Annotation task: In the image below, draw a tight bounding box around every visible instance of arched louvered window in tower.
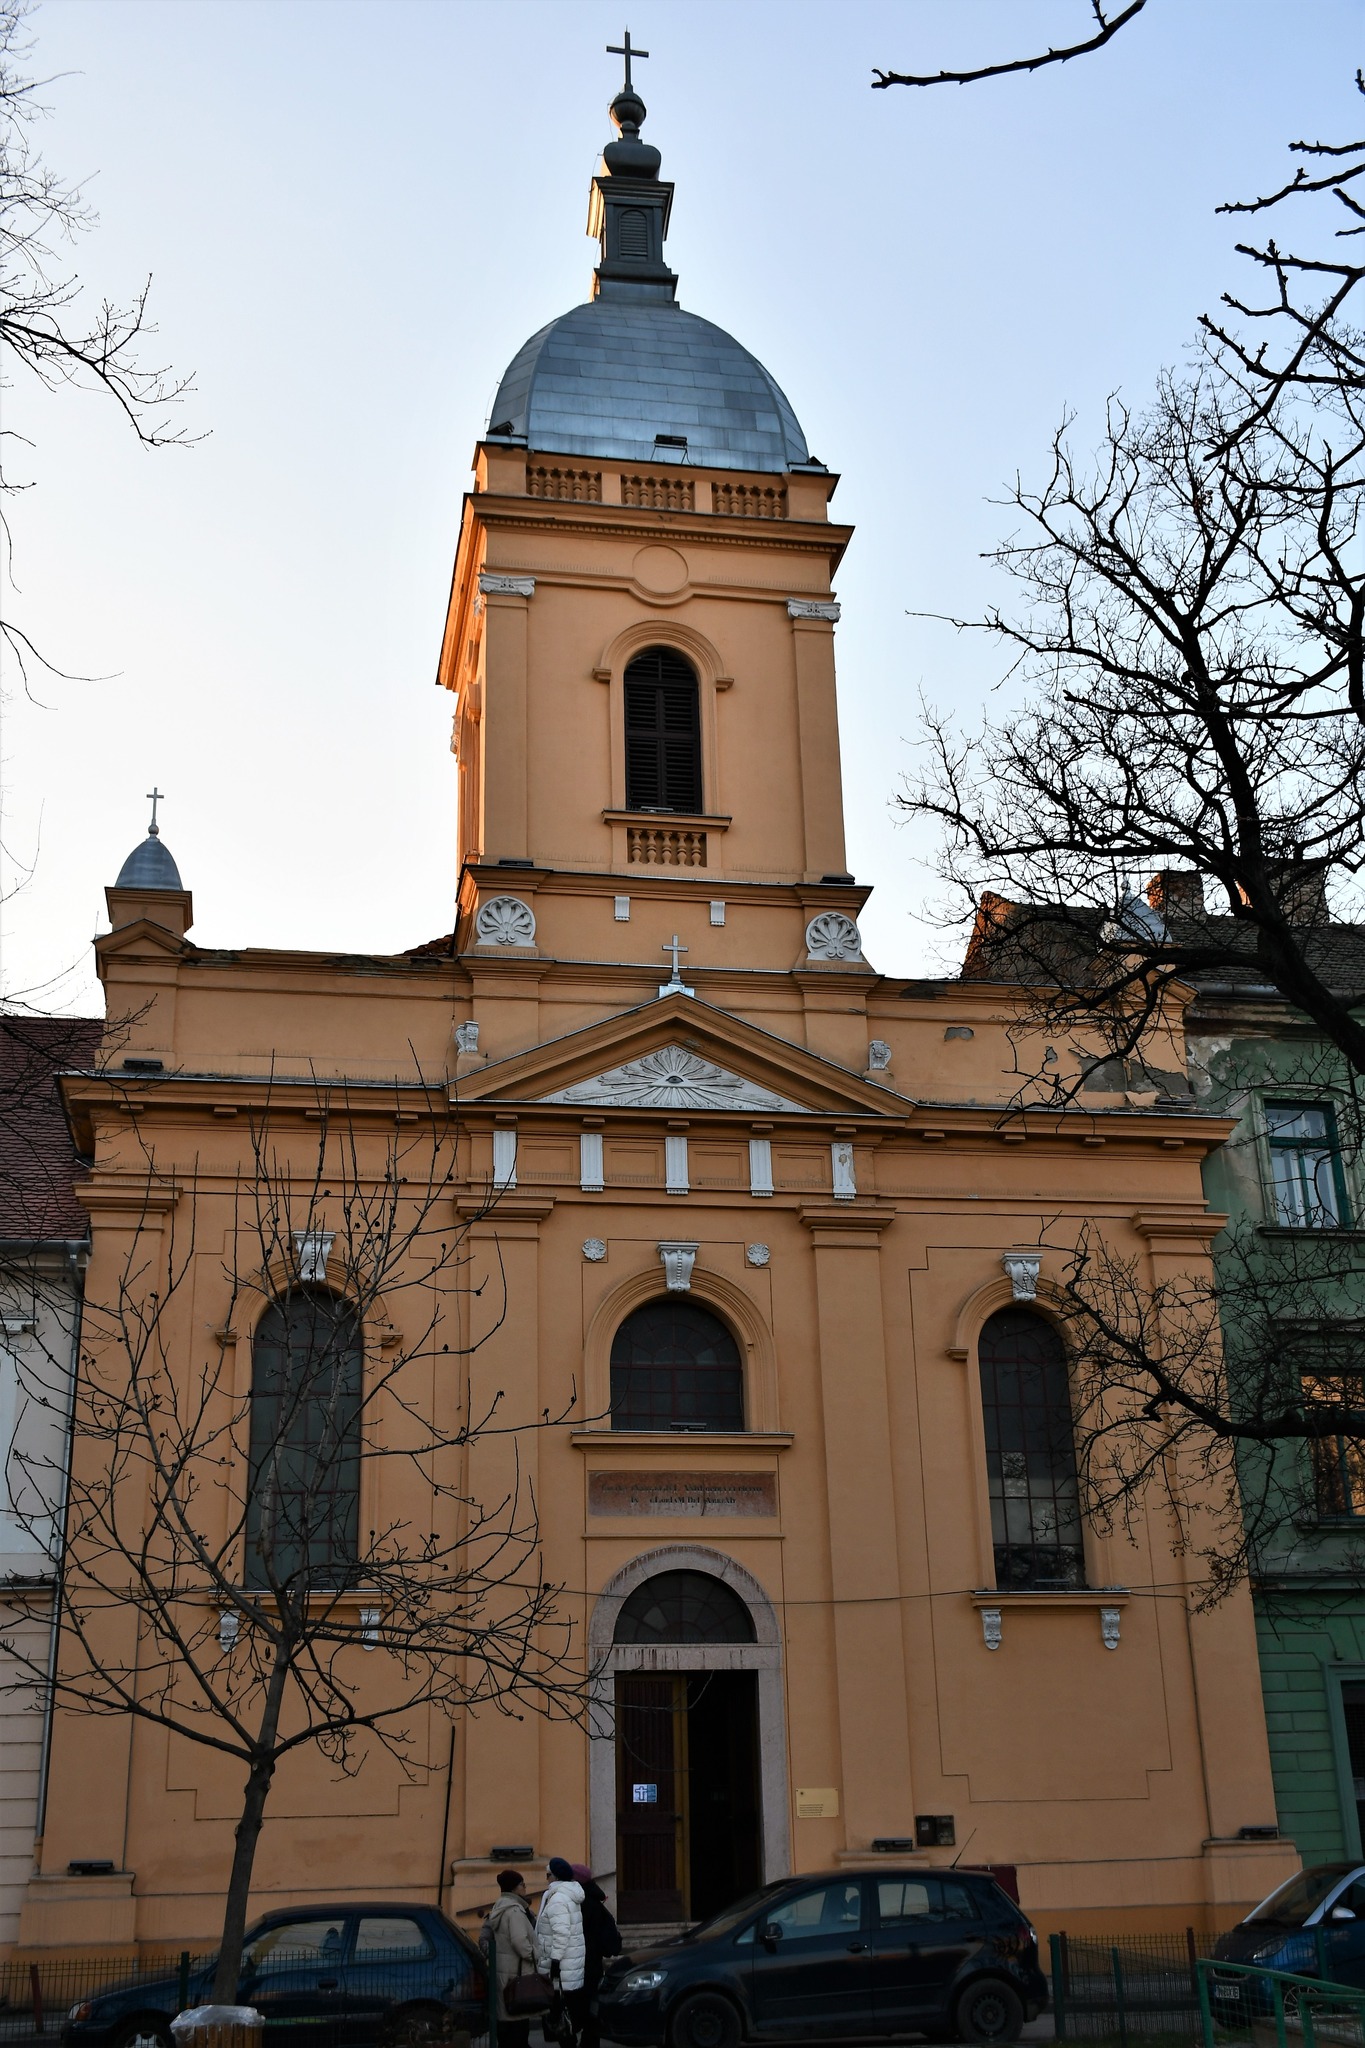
[246,1287,362,1588]
[614,1569,756,1644]
[624,647,702,814]
[618,207,649,258]
[610,1297,744,1432]
[977,1305,1086,1590]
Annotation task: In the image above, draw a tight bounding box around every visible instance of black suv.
[61,1904,486,2048]
[597,1868,1047,2046]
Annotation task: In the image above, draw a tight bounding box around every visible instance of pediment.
[454,991,905,1118]
[539,1044,808,1113]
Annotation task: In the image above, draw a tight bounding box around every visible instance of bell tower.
[436,56,867,980]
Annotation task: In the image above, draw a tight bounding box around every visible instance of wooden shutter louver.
[624,648,702,813]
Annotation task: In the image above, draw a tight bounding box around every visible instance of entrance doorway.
[615,1671,761,1925]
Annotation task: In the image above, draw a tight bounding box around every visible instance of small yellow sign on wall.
[795,1787,839,1819]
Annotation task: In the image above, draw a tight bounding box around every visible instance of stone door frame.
[588,1545,791,1912]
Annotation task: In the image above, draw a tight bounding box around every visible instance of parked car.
[596,1868,1047,2047]
[1210,1864,1365,2020]
[62,1903,486,2048]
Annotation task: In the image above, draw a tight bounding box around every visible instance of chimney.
[1147,871,1205,916]
[1264,858,1330,925]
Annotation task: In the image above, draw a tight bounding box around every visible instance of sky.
[2,0,1361,1013]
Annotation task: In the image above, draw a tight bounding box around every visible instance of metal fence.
[1195,1957,1365,2048]
[0,1953,493,2048]
[1052,1931,1231,2041]
[1050,1932,1365,2044]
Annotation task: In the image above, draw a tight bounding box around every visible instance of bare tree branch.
[871,1,1147,91]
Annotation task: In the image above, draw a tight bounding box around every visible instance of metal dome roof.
[488,298,811,473]
[114,833,183,890]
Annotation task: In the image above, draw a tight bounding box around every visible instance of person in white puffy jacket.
[535,1856,588,2036]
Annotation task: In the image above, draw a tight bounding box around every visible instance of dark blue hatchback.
[62,1905,486,2048]
[597,1869,1047,2046]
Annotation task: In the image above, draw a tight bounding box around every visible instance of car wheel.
[381,2002,455,2048]
[669,1992,742,2048]
[113,2022,173,2048]
[953,1979,1024,2044]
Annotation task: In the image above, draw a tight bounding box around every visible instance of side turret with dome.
[105,791,193,942]
[486,52,820,474]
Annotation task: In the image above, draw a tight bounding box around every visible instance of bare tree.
[904,345,1365,1091]
[881,25,1365,1592]
[0,0,196,684]
[0,1077,585,1999]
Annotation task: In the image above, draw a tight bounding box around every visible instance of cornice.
[1131,1207,1229,1245]
[75,1177,180,1215]
[799,1201,897,1238]
[469,491,852,565]
[569,1430,794,1453]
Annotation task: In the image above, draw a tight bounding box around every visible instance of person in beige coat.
[483,1869,537,2048]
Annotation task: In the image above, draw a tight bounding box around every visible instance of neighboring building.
[19,79,1295,1955]
[1178,873,1365,1867]
[0,1015,99,1946]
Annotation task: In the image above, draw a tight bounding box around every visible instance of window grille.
[614,1568,755,1644]
[247,1287,362,1587]
[1266,1101,1349,1228]
[610,1297,743,1432]
[978,1306,1085,1589]
[624,647,702,814]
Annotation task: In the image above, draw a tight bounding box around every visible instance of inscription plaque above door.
[588,1470,777,1518]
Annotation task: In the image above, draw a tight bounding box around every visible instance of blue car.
[1210,1865,1365,2021]
[62,1904,486,2048]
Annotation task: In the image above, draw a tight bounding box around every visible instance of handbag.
[504,1972,554,2017]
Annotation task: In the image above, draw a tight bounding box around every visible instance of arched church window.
[246,1288,362,1588]
[624,647,702,814]
[977,1306,1086,1590]
[610,1298,744,1433]
[615,1568,756,1644]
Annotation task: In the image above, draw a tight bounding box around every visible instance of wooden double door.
[615,1670,761,1926]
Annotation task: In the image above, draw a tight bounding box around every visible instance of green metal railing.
[1195,1956,1365,2048]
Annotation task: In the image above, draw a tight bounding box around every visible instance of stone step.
[617,1921,689,1950]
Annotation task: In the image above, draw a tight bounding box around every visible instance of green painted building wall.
[1254,1601,1365,1865]
[1190,994,1365,1873]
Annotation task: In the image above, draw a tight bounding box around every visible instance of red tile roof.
[0,1015,102,1241]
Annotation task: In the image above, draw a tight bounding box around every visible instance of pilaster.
[799,1202,914,1845]
[788,609,848,882]
[479,577,534,860]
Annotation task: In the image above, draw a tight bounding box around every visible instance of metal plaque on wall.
[587,1471,777,1518]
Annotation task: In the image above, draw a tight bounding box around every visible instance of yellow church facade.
[21,76,1294,1955]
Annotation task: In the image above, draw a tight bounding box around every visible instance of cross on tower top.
[146,787,165,837]
[607,28,648,94]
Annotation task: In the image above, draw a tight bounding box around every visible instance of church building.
[19,68,1296,1956]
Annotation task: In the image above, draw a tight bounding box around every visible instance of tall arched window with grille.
[624,646,702,814]
[246,1288,362,1588]
[977,1305,1086,1589]
[610,1298,744,1432]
